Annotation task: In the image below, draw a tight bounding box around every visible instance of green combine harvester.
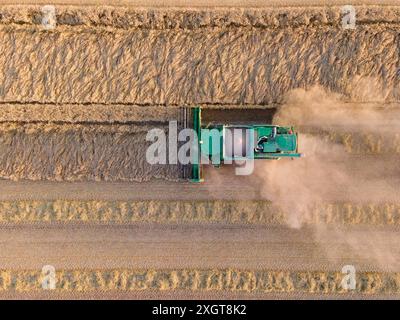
[179,107,302,182]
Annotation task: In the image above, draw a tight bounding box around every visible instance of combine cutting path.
[0,153,398,202]
[0,224,399,272]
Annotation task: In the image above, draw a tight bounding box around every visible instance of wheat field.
[0,2,398,299]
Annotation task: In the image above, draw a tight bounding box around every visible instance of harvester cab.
[179,107,302,182]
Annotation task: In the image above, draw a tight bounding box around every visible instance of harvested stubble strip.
[0,268,399,295]
[1,5,400,29]
[0,104,179,123]
[0,200,400,225]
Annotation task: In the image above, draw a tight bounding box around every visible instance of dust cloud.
[274,83,400,130]
[258,85,400,228]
